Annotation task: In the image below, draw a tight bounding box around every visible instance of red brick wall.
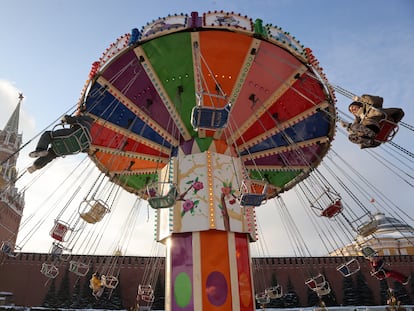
[0,254,413,308]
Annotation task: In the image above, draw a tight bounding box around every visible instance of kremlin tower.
[0,93,25,252]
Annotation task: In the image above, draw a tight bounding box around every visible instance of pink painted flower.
[193,181,204,191]
[183,199,194,212]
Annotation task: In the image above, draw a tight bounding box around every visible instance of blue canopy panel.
[240,112,330,155]
[84,82,172,149]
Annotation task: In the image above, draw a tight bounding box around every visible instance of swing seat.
[255,293,270,304]
[138,284,153,295]
[375,119,399,143]
[50,220,70,242]
[50,242,71,261]
[0,241,12,255]
[148,186,178,209]
[69,260,90,276]
[41,263,59,279]
[80,199,109,224]
[305,273,326,290]
[240,192,267,206]
[315,281,331,296]
[361,246,377,258]
[191,105,230,130]
[103,275,119,289]
[371,268,387,280]
[265,285,283,299]
[320,199,343,218]
[240,181,268,207]
[0,241,20,258]
[51,124,91,156]
[336,258,360,277]
[141,293,155,303]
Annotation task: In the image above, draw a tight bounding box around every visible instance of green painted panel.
[195,137,213,152]
[250,170,302,188]
[142,33,197,136]
[174,272,192,307]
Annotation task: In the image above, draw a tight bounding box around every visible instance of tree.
[78,263,96,308]
[321,272,337,306]
[56,268,72,307]
[283,276,299,307]
[70,278,82,308]
[355,270,375,306]
[307,286,320,307]
[379,278,389,305]
[42,278,58,308]
[107,276,124,310]
[153,275,165,310]
[393,280,411,305]
[342,275,357,306]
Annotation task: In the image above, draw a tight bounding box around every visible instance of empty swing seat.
[50,220,70,242]
[51,124,91,156]
[361,246,377,258]
[191,105,230,130]
[138,284,155,303]
[321,199,343,218]
[315,281,331,296]
[240,181,268,207]
[50,241,71,261]
[69,260,90,276]
[148,186,178,209]
[141,293,155,303]
[138,284,153,295]
[255,293,270,304]
[305,273,326,291]
[336,258,360,277]
[0,241,20,258]
[371,266,387,280]
[80,200,109,224]
[41,263,59,279]
[0,241,12,255]
[103,275,119,289]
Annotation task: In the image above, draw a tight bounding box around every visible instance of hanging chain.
[389,141,414,159]
[399,121,414,132]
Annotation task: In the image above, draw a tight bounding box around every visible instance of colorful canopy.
[80,11,336,198]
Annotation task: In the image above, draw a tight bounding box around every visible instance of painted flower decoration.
[183,200,194,212]
[218,181,237,211]
[221,182,235,198]
[180,177,204,217]
[193,181,204,191]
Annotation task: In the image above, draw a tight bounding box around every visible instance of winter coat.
[352,94,385,130]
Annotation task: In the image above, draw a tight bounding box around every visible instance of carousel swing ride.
[1,10,413,311]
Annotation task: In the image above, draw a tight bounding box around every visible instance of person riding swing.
[28,113,94,173]
[341,94,404,149]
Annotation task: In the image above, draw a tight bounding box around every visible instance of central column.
[157,150,257,311]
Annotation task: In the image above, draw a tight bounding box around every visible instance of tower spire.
[3,93,23,134]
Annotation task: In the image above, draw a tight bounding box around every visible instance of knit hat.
[349,101,362,112]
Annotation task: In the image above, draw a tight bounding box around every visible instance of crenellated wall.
[0,253,413,308]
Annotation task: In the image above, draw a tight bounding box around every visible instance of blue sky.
[1,0,413,256]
